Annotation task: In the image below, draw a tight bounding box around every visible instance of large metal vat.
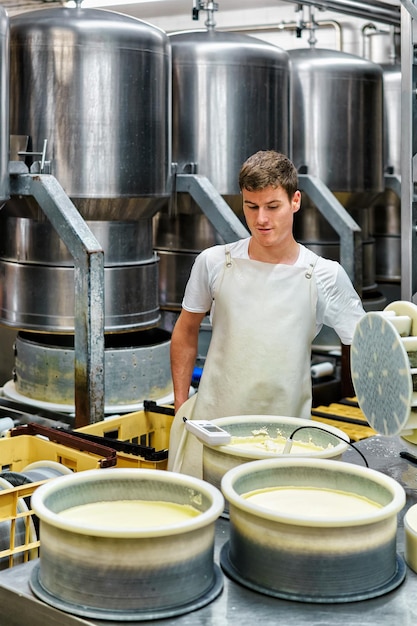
[169,30,290,196]
[4,7,173,410]
[290,48,384,204]
[0,219,159,332]
[6,6,171,332]
[370,63,401,285]
[0,8,16,388]
[0,6,9,204]
[289,48,384,295]
[9,7,171,217]
[11,329,173,410]
[154,29,291,312]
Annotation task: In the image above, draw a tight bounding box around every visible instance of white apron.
[168,248,318,477]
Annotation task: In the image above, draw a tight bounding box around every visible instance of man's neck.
[248,238,300,264]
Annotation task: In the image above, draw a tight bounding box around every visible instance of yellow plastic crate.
[0,404,174,569]
[0,431,118,570]
[0,432,116,474]
[0,480,43,570]
[76,405,174,470]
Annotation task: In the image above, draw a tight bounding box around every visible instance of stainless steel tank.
[0,219,159,332]
[9,7,171,218]
[6,7,171,332]
[370,63,401,285]
[289,48,384,296]
[12,329,173,409]
[0,8,17,391]
[154,29,291,312]
[0,5,9,204]
[3,7,173,410]
[169,30,290,196]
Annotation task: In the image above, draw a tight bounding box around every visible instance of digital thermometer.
[184,420,231,445]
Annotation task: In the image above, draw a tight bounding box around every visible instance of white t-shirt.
[182,239,365,345]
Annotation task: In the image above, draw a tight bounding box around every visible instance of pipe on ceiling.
[280,0,401,27]
[215,19,343,50]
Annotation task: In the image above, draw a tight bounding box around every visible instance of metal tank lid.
[288,47,383,77]
[169,28,290,64]
[10,7,170,50]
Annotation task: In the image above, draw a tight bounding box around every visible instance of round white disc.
[351,312,412,436]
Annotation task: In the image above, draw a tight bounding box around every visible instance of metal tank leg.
[9,169,105,427]
[298,173,363,294]
[175,173,249,242]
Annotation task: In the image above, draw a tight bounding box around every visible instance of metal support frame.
[385,173,401,198]
[400,1,417,302]
[175,174,249,241]
[9,168,105,427]
[298,174,363,293]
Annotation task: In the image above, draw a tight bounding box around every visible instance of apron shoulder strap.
[305,251,320,279]
[225,246,232,268]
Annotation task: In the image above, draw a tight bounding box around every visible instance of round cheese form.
[404,503,417,573]
[243,486,382,520]
[58,500,201,530]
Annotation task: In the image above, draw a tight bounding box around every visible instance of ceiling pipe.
[215,19,344,50]
[280,0,401,27]
[361,21,392,59]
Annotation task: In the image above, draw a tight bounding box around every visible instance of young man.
[169,150,365,474]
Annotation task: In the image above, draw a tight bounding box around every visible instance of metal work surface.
[1,434,417,625]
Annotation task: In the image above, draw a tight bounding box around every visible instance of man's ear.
[292,190,302,213]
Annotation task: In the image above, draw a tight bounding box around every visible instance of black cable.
[287,425,369,468]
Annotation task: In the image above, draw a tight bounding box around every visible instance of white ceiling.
[1,0,401,27]
[117,0,400,20]
[125,0,284,19]
[2,0,287,16]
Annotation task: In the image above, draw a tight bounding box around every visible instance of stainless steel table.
[1,434,417,626]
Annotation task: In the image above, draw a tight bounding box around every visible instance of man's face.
[242,185,301,250]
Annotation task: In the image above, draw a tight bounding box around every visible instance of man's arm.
[170,309,207,413]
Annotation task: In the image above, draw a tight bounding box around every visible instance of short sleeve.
[315,259,366,345]
[182,249,218,313]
